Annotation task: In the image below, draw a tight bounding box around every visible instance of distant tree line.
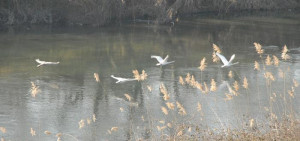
[0,0,299,26]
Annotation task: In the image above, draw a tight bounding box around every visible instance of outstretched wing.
[111,75,120,80]
[151,55,164,63]
[163,55,169,62]
[35,59,44,64]
[228,54,235,64]
[216,53,229,65]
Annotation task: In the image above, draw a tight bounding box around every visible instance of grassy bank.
[0,0,299,26]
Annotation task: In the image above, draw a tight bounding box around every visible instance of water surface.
[0,14,299,140]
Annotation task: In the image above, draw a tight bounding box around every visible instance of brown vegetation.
[0,0,299,26]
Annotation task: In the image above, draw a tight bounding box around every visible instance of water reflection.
[0,15,299,140]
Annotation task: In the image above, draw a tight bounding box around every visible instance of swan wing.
[47,62,60,64]
[151,55,164,63]
[216,53,229,65]
[228,54,235,64]
[111,75,120,80]
[163,55,169,62]
[35,59,44,64]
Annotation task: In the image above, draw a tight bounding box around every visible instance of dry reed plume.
[228,71,233,78]
[176,101,187,116]
[225,93,233,101]
[254,61,260,71]
[233,81,239,92]
[212,44,222,63]
[197,102,202,112]
[94,73,100,82]
[249,119,256,129]
[147,85,152,92]
[30,82,40,97]
[160,84,170,101]
[264,72,275,81]
[293,79,299,87]
[87,118,91,125]
[265,55,272,66]
[199,57,207,71]
[243,77,249,89]
[161,106,169,115]
[185,73,191,84]
[288,87,295,98]
[159,120,165,124]
[133,70,148,81]
[179,76,185,85]
[0,127,6,133]
[273,55,279,66]
[166,102,175,110]
[203,82,209,94]
[56,133,62,141]
[213,44,222,53]
[56,133,62,138]
[93,114,96,122]
[157,126,167,131]
[44,130,51,135]
[254,42,264,55]
[181,73,210,93]
[30,128,36,136]
[124,93,132,101]
[111,127,118,132]
[281,45,290,60]
[210,79,217,92]
[107,127,118,134]
[78,119,85,129]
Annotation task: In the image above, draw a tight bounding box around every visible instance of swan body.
[216,53,239,68]
[35,59,59,67]
[151,55,175,66]
[111,75,137,83]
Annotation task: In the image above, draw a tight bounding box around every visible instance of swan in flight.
[35,59,59,67]
[151,55,175,66]
[111,75,137,83]
[216,53,239,68]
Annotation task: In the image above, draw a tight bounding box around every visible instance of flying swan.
[151,55,175,66]
[35,59,59,67]
[216,53,239,68]
[111,75,137,83]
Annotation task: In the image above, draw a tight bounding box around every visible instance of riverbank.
[0,0,299,26]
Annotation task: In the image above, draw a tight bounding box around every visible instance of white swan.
[151,55,175,66]
[111,75,137,83]
[35,59,59,67]
[216,53,239,68]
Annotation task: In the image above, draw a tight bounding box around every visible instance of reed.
[265,55,272,66]
[281,45,290,60]
[160,84,170,101]
[0,127,6,134]
[133,69,148,81]
[210,79,217,92]
[179,76,185,85]
[212,44,222,63]
[228,70,233,78]
[199,57,206,82]
[273,55,279,67]
[93,73,100,82]
[161,106,169,115]
[30,128,36,136]
[30,82,40,97]
[254,42,264,56]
